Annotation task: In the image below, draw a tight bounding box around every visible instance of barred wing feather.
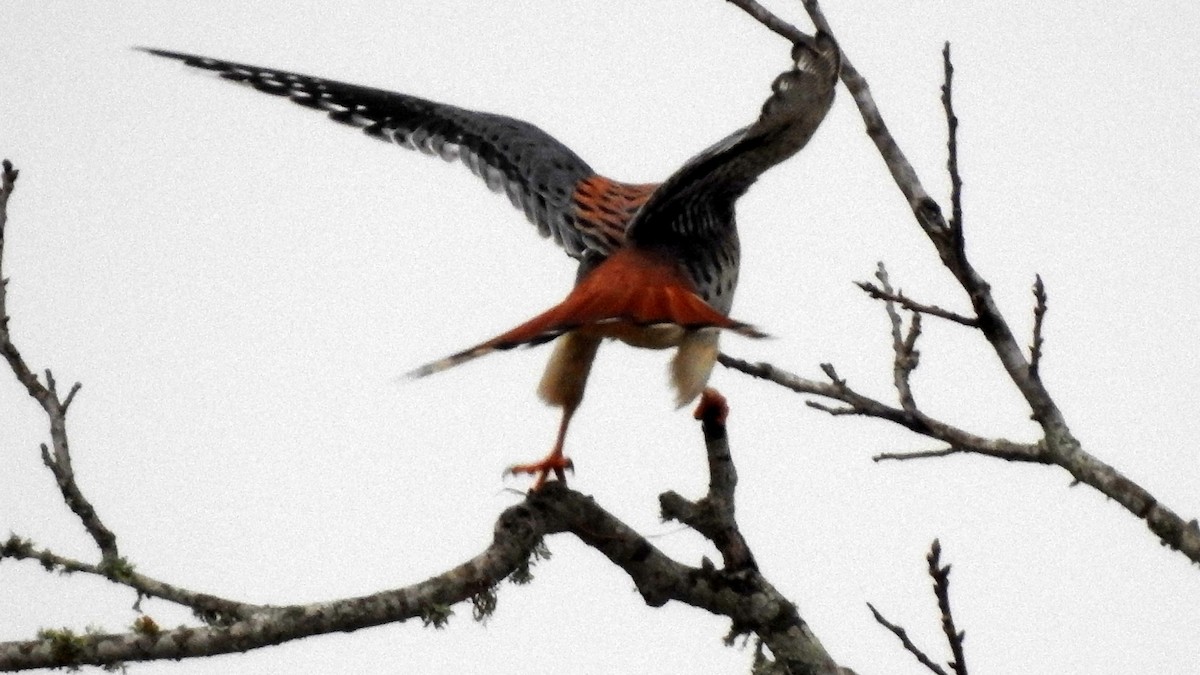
[139,47,609,259]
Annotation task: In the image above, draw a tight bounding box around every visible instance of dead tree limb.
[1,160,849,671]
[718,0,1200,566]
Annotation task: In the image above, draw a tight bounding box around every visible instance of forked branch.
[869,540,969,675]
[720,0,1200,565]
[1,162,845,669]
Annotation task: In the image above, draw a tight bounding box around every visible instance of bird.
[140,32,840,489]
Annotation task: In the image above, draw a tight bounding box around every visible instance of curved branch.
[0,501,543,670]
[4,479,848,672]
[0,159,852,673]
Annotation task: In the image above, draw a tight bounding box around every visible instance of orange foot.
[506,451,574,491]
[692,387,729,426]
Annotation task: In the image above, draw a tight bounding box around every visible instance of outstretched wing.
[626,32,841,248]
[139,48,653,259]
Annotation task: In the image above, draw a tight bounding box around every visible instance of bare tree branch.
[2,405,849,672]
[0,496,545,670]
[800,2,941,230]
[941,43,964,235]
[5,0,1199,668]
[743,1,1200,565]
[1029,275,1047,379]
[1,162,846,670]
[37,373,119,561]
[0,161,120,561]
[855,280,978,327]
[874,263,921,414]
[0,160,40,401]
[928,540,968,675]
[868,541,969,675]
[4,478,850,671]
[868,602,950,675]
[1,534,260,624]
[661,389,758,571]
[801,4,1056,436]
[873,447,966,463]
[718,353,1046,463]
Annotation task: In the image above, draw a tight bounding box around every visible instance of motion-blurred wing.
[140,47,639,259]
[626,32,841,248]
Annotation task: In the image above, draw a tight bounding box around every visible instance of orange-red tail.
[409,248,764,378]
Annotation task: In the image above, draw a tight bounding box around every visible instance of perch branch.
[0,499,545,670]
[2,425,848,673]
[660,389,757,571]
[2,163,844,672]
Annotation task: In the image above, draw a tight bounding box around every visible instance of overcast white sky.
[3,1,1199,673]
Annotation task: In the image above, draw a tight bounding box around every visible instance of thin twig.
[867,542,970,675]
[805,400,859,416]
[855,281,978,327]
[928,540,968,675]
[0,159,14,240]
[40,370,117,560]
[1029,275,1047,379]
[819,361,845,388]
[1,479,844,672]
[941,43,964,241]
[0,160,42,400]
[873,447,966,463]
[868,602,950,675]
[1,534,256,622]
[874,263,921,413]
[719,353,1045,462]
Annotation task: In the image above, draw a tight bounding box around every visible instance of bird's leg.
[505,332,598,490]
[506,403,577,490]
